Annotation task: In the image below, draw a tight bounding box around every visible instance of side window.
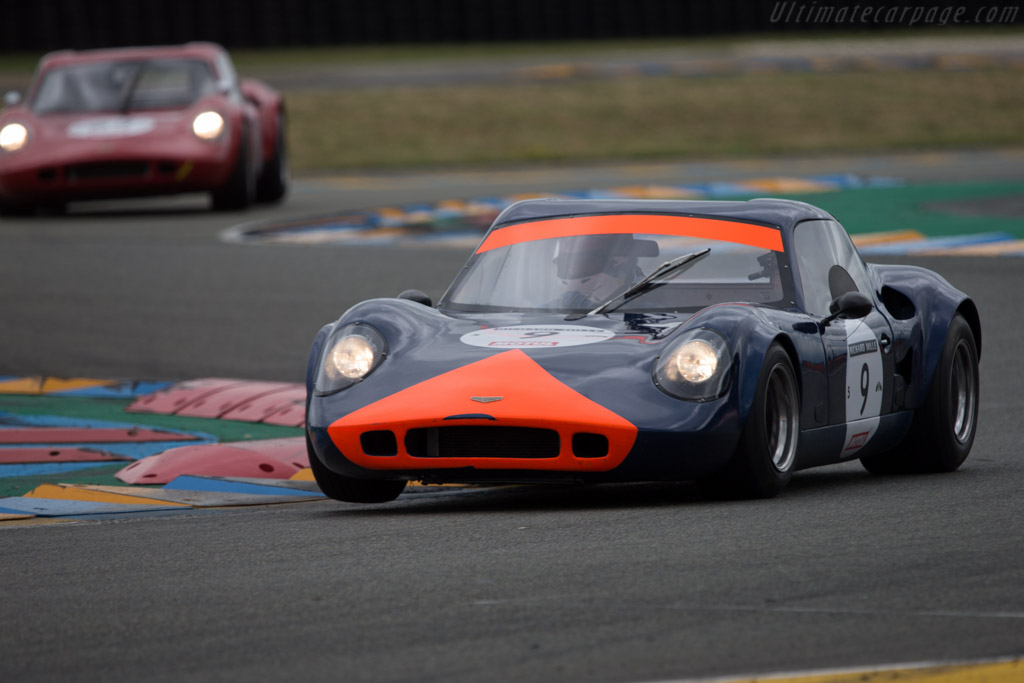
[793,220,872,316]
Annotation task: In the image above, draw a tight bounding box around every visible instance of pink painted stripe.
[0,428,199,445]
[260,399,306,427]
[220,386,305,423]
[125,378,251,415]
[0,447,132,463]
[175,382,301,419]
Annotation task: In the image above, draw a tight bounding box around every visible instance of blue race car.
[305,198,981,502]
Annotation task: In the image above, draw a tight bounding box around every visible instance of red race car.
[0,42,287,214]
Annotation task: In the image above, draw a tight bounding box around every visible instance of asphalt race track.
[1,151,1023,683]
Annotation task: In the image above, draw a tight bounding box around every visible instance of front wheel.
[307,433,407,503]
[861,313,979,474]
[701,344,800,498]
[255,111,288,203]
[211,132,255,211]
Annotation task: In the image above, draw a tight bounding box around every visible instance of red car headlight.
[192,111,225,140]
[0,122,28,152]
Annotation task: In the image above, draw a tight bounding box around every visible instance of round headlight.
[192,111,224,140]
[326,335,377,381]
[315,323,387,395]
[654,328,731,401]
[0,123,28,152]
[673,339,718,383]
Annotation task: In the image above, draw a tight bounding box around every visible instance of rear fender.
[240,78,284,162]
[868,263,979,409]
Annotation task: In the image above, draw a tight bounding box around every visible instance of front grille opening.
[405,427,559,459]
[66,162,148,180]
[156,161,179,174]
[360,430,398,456]
[38,168,57,181]
[572,433,609,458]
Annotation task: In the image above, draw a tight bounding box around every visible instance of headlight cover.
[654,328,731,401]
[314,323,387,395]
[0,122,28,152]
[192,111,225,140]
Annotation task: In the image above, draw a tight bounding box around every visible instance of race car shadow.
[317,466,904,516]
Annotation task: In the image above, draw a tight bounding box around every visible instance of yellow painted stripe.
[687,658,1023,683]
[921,240,1024,256]
[289,467,315,481]
[24,483,190,507]
[741,178,835,194]
[0,377,116,395]
[287,468,463,489]
[612,185,702,199]
[851,230,926,247]
[0,512,35,521]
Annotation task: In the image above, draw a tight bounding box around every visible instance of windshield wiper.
[565,248,711,321]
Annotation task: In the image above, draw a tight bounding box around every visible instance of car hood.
[312,298,760,431]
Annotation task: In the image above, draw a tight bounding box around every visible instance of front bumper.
[307,349,742,484]
[0,136,235,203]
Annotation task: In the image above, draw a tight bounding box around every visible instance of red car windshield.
[31,58,219,114]
[442,214,793,314]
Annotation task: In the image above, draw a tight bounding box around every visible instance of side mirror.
[3,91,21,107]
[397,289,432,307]
[822,291,872,325]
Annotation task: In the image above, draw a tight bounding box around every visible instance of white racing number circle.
[67,116,156,139]
[842,318,884,457]
[460,324,614,349]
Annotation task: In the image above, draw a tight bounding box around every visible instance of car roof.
[38,42,226,70]
[492,198,834,232]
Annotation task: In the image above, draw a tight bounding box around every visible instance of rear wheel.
[701,344,800,498]
[861,313,978,474]
[307,433,406,503]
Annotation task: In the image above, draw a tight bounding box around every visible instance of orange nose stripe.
[328,349,638,472]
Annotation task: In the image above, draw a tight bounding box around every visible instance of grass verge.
[286,68,1024,171]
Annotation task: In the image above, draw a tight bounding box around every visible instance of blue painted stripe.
[0,496,183,516]
[164,475,325,497]
[0,411,217,444]
[0,461,119,478]
[859,232,1015,255]
[53,381,173,399]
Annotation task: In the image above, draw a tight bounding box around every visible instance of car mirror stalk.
[822,291,873,326]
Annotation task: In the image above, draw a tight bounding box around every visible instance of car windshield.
[441,214,793,314]
[31,58,218,114]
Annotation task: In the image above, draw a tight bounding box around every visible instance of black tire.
[701,344,800,498]
[861,313,979,475]
[307,433,407,503]
[255,111,288,203]
[0,200,35,217]
[211,132,255,211]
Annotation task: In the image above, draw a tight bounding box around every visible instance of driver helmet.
[553,233,636,282]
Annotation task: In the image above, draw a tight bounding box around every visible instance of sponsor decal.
[844,431,870,452]
[67,116,155,139]
[849,339,879,357]
[460,324,615,349]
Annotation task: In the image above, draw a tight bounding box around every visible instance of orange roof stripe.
[477,214,784,254]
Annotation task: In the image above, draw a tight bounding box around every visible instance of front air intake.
[405,427,559,459]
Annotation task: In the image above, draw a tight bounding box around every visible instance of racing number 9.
[860,363,869,415]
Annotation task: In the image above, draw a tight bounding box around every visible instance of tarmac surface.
[1,149,1022,682]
